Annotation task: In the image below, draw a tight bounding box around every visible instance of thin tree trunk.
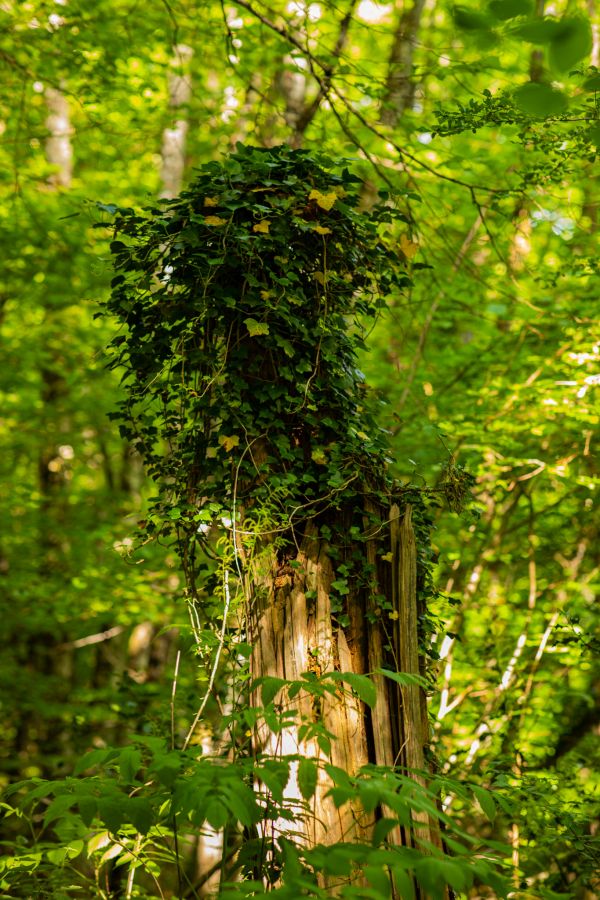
[380,0,427,126]
[160,45,193,199]
[45,87,73,187]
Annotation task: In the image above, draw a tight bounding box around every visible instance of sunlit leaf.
[218,434,240,452]
[308,189,337,211]
[400,234,419,259]
[203,215,227,226]
[243,317,270,336]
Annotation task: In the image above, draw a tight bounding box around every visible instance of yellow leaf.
[308,189,337,211]
[204,215,227,226]
[253,220,271,233]
[311,448,327,465]
[389,610,399,621]
[381,552,393,563]
[313,225,332,235]
[400,234,419,259]
[203,197,219,207]
[219,435,240,453]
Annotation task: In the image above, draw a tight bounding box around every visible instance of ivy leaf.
[513,82,568,117]
[583,74,600,91]
[313,225,332,235]
[549,17,593,71]
[308,189,337,211]
[252,220,271,233]
[400,234,419,259]
[219,434,240,452]
[203,215,227,226]
[243,317,270,337]
[203,196,219,207]
[298,758,318,800]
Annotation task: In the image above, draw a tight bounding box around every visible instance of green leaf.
[257,760,289,802]
[298,758,318,801]
[453,6,492,30]
[513,82,568,117]
[588,124,600,148]
[205,798,228,830]
[259,676,288,707]
[512,18,562,43]
[415,857,471,895]
[472,784,497,822]
[44,794,75,826]
[325,672,377,709]
[243,317,270,337]
[97,798,127,834]
[74,748,119,775]
[549,17,593,71]
[583,74,600,91]
[46,840,84,865]
[78,796,97,827]
[391,867,416,900]
[225,783,260,827]
[127,798,153,834]
[119,747,142,783]
[488,0,533,21]
[377,668,428,689]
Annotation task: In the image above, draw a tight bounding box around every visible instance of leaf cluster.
[100,144,410,558]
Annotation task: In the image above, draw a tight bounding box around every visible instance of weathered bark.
[248,502,436,854]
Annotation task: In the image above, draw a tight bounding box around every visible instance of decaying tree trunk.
[248,500,437,852]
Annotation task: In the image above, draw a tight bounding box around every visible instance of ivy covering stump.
[103,143,443,871]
